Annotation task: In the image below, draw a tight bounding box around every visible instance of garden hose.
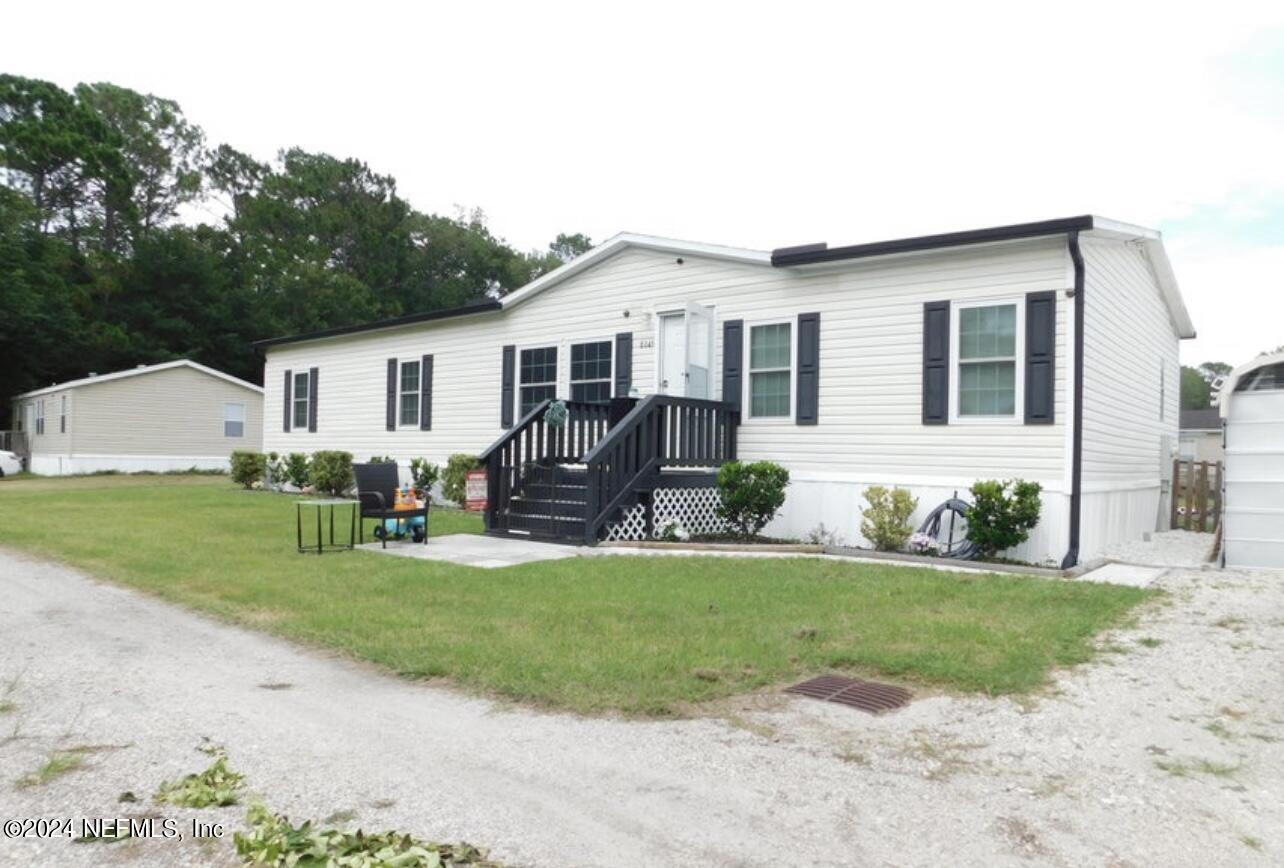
[917,497,978,560]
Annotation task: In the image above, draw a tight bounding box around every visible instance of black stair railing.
[582,395,739,544]
[478,399,614,534]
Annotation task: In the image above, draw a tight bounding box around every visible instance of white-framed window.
[519,346,558,416]
[570,340,612,404]
[224,402,245,438]
[748,322,792,418]
[292,371,310,430]
[399,359,421,427]
[953,300,1023,420]
[59,395,67,433]
[35,399,45,435]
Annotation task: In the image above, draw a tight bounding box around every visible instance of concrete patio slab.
[1076,562,1169,588]
[358,533,579,568]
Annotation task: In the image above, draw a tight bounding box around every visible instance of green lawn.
[0,475,1153,715]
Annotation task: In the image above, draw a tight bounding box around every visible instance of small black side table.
[296,499,357,554]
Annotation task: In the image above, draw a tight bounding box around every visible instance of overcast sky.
[8,1,1283,366]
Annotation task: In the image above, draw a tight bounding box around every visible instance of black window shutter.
[922,301,950,425]
[283,369,292,432]
[386,359,397,431]
[501,345,516,427]
[307,367,318,432]
[614,332,632,397]
[722,319,744,412]
[1024,291,1057,424]
[796,312,820,425]
[420,354,433,431]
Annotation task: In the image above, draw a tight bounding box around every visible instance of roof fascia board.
[14,360,263,399]
[253,301,502,349]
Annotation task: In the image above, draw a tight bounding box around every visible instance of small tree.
[409,458,440,496]
[859,486,918,551]
[310,451,354,497]
[442,454,479,508]
[716,460,790,539]
[284,452,311,489]
[966,479,1042,557]
[230,451,266,489]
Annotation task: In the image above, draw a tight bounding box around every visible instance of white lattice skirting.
[603,487,726,541]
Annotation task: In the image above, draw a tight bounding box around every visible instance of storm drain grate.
[784,675,912,714]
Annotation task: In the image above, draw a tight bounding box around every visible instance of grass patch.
[1155,757,1241,778]
[1137,636,1163,648]
[17,749,88,787]
[0,476,1154,716]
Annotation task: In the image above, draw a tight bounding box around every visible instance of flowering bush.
[906,532,940,556]
[716,461,790,539]
[656,517,690,542]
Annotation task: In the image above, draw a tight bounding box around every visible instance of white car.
[0,450,22,477]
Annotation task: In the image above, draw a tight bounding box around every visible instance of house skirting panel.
[1077,484,1164,562]
[764,477,1073,568]
[29,454,232,476]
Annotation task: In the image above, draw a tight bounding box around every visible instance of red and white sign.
[464,469,488,512]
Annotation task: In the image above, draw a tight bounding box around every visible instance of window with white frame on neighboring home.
[957,303,1019,417]
[224,402,245,437]
[399,359,421,426]
[570,341,612,404]
[59,395,67,433]
[35,399,45,435]
[292,371,310,430]
[519,346,557,416]
[749,323,791,417]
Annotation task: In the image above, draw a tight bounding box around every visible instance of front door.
[657,304,715,397]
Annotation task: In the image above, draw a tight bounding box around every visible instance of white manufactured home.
[256,216,1194,566]
[10,360,264,475]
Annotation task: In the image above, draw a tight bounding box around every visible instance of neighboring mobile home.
[1219,353,1284,569]
[10,360,263,475]
[1178,407,1224,462]
[256,216,1194,566]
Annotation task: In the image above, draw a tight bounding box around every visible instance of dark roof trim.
[253,299,503,349]
[771,216,1096,267]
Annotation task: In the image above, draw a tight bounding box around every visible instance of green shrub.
[860,485,918,551]
[366,455,396,464]
[966,479,1043,557]
[264,452,284,489]
[409,458,440,495]
[442,454,480,508]
[716,460,790,539]
[284,453,311,489]
[229,451,266,489]
[310,451,354,497]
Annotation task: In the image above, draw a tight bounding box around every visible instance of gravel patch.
[1100,529,1216,567]
[1,548,1281,867]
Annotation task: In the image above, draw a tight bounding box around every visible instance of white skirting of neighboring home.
[28,454,232,476]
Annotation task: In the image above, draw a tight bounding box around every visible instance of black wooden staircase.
[479,395,739,544]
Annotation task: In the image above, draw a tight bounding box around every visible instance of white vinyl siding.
[263,237,1070,486]
[399,360,421,427]
[748,323,791,417]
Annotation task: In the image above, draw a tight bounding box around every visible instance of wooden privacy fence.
[1170,459,1223,533]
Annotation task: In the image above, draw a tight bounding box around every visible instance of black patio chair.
[354,462,429,548]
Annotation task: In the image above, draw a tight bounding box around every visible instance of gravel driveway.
[1,546,1280,867]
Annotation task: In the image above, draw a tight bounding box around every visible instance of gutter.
[1061,230,1086,570]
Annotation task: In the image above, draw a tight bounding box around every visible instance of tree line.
[0,73,590,424]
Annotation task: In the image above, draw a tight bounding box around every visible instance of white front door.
[657,304,716,397]
[659,312,686,395]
